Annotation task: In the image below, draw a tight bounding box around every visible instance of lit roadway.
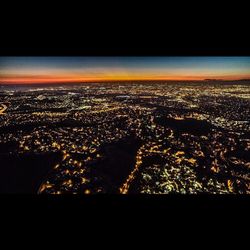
[0,104,7,115]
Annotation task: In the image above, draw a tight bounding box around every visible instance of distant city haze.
[0,57,250,84]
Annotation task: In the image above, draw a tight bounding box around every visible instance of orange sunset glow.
[0,57,249,84]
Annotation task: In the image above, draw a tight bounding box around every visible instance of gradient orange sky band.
[1,57,249,84]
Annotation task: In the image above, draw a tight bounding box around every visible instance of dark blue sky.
[1,56,250,69]
[0,57,250,83]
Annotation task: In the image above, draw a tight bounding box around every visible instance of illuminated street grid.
[0,81,249,194]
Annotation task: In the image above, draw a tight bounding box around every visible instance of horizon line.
[1,78,250,85]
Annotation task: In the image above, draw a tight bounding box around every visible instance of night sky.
[0,57,250,84]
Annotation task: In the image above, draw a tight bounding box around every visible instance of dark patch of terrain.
[155,117,214,136]
[83,137,141,193]
[0,152,61,193]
